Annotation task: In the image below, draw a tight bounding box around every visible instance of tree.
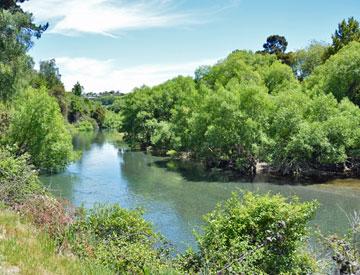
[7,87,74,172]
[194,65,211,83]
[292,41,328,80]
[263,35,288,54]
[0,0,29,12]
[39,59,62,89]
[260,35,295,66]
[329,17,360,56]
[0,0,48,43]
[72,81,83,97]
[306,41,360,106]
[0,11,33,100]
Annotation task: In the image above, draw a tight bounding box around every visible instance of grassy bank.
[0,207,113,275]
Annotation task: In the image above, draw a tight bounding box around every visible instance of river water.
[40,132,360,252]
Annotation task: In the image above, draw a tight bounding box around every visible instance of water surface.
[40,132,360,251]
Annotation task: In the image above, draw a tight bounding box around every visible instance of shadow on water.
[151,158,343,186]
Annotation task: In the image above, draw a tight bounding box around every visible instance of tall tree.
[72,81,84,97]
[0,0,28,12]
[39,59,62,88]
[260,35,294,66]
[0,1,48,100]
[262,35,288,54]
[328,17,360,56]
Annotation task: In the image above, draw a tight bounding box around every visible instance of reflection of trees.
[120,151,241,224]
[72,132,97,151]
[40,173,79,202]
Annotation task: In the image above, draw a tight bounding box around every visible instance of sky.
[22,0,360,93]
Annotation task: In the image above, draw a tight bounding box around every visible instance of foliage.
[102,110,122,131]
[121,76,197,149]
[181,192,318,274]
[66,93,106,128]
[262,35,288,54]
[188,83,271,174]
[75,118,96,132]
[0,103,10,139]
[0,10,34,100]
[306,41,360,106]
[68,205,176,274]
[0,147,43,205]
[38,59,62,89]
[328,17,360,56]
[0,208,113,274]
[292,41,329,80]
[267,91,360,174]
[0,0,48,40]
[7,88,74,172]
[72,81,83,97]
[120,42,360,176]
[320,211,360,274]
[17,195,74,241]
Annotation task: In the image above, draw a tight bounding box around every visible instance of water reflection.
[40,132,360,252]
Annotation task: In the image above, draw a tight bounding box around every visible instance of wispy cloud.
[22,0,197,36]
[55,57,217,92]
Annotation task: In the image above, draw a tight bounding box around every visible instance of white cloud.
[22,0,195,36]
[55,57,217,93]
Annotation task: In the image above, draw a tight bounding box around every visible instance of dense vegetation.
[0,1,359,274]
[120,20,360,177]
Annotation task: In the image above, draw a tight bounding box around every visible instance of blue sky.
[22,0,360,93]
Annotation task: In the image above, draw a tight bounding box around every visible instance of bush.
[7,88,74,172]
[68,205,176,274]
[102,110,122,131]
[320,211,360,274]
[0,147,43,206]
[180,192,318,274]
[75,118,96,132]
[17,195,75,242]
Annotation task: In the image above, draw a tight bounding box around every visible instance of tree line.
[120,17,360,176]
[0,1,359,273]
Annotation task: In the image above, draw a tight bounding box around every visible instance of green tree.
[39,59,62,89]
[306,41,360,106]
[267,90,360,174]
[72,81,83,97]
[260,35,295,66]
[329,17,360,56]
[7,87,74,172]
[292,41,328,80]
[0,11,33,100]
[194,65,211,83]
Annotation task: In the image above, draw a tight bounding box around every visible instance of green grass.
[0,209,114,275]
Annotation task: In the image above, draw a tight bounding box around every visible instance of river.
[40,132,360,252]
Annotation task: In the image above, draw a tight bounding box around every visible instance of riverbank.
[146,147,360,183]
[0,207,112,275]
